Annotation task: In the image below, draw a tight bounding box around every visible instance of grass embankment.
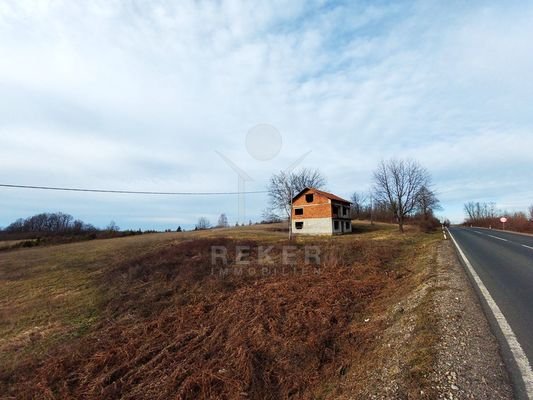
[0,222,441,399]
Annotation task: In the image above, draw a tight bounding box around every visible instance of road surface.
[447,226,533,398]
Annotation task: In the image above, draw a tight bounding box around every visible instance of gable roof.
[292,187,351,204]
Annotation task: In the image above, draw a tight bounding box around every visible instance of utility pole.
[289,191,293,240]
[369,191,374,225]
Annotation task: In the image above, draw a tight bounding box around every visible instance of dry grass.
[332,227,442,399]
[0,223,441,399]
[0,233,184,368]
[0,240,26,250]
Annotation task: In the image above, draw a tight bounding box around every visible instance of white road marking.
[522,244,533,251]
[487,234,508,242]
[447,229,533,398]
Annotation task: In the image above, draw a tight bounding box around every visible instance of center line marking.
[522,244,533,250]
[487,234,508,242]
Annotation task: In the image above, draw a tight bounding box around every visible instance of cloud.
[0,0,532,228]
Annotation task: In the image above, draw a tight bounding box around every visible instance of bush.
[417,216,441,233]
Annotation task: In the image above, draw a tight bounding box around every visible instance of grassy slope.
[0,222,441,399]
[0,240,26,250]
[0,233,178,365]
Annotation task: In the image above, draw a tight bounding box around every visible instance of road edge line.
[447,228,533,399]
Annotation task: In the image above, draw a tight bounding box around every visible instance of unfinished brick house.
[291,187,352,235]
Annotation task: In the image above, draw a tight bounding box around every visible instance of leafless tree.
[4,212,96,235]
[196,217,211,230]
[350,191,368,219]
[529,204,533,221]
[72,219,84,233]
[487,202,498,219]
[464,201,476,221]
[266,168,326,220]
[416,185,441,220]
[107,221,120,232]
[464,201,499,224]
[217,213,229,228]
[261,209,282,223]
[373,159,430,232]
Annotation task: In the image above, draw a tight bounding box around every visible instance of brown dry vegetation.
[0,240,27,251]
[0,222,441,399]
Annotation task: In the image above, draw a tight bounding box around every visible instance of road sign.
[500,217,507,231]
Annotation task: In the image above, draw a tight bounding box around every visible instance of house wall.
[292,218,333,235]
[292,188,352,235]
[292,191,333,219]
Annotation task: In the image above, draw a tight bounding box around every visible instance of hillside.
[0,222,444,399]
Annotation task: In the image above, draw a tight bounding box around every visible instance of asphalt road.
[447,226,533,397]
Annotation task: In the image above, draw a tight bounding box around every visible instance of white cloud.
[0,0,532,228]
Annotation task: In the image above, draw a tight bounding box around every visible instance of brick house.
[291,187,352,235]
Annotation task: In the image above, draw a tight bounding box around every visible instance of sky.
[0,0,532,230]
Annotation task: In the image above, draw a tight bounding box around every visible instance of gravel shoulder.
[429,240,514,399]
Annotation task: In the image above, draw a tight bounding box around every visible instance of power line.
[0,183,267,196]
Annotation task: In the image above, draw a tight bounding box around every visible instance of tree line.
[463,201,533,232]
[194,214,256,230]
[2,212,99,235]
[0,212,134,240]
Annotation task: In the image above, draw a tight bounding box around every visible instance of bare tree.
[107,221,120,232]
[487,202,497,219]
[529,204,533,221]
[350,191,368,219]
[464,201,476,221]
[217,213,229,228]
[416,185,441,220]
[261,209,282,223]
[373,159,430,232]
[196,217,211,230]
[266,168,326,220]
[464,201,500,225]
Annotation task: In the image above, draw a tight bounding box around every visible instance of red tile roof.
[292,187,351,204]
